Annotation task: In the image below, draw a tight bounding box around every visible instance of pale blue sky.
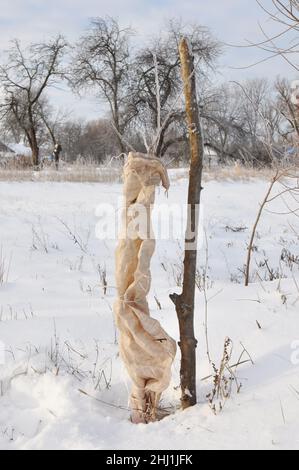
[0,0,295,119]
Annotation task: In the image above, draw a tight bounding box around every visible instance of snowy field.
[0,171,299,450]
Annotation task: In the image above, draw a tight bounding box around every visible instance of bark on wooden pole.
[170,37,204,409]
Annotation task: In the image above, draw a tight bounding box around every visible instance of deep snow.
[0,173,298,450]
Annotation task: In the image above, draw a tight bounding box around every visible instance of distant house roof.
[0,141,14,153]
[8,143,32,157]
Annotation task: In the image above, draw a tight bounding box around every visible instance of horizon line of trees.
[0,17,298,168]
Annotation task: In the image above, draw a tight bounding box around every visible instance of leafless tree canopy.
[72,17,135,153]
[131,21,220,156]
[0,16,298,168]
[0,36,67,166]
[70,18,220,158]
[248,1,299,71]
[201,79,288,166]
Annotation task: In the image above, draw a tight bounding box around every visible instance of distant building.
[8,143,32,157]
[0,142,15,162]
[0,141,14,155]
[0,141,33,166]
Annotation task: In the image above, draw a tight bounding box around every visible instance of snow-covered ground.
[0,172,298,450]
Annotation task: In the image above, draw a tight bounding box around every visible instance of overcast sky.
[0,0,295,120]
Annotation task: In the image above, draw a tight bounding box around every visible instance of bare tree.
[170,38,204,409]
[275,77,299,143]
[56,118,120,163]
[201,79,283,166]
[132,20,220,157]
[58,119,85,162]
[240,2,299,285]
[233,1,299,72]
[0,36,67,167]
[245,167,299,285]
[35,100,72,168]
[72,17,136,153]
[36,100,65,148]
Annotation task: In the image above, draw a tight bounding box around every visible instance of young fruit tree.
[170,38,204,409]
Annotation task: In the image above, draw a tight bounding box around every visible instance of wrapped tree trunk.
[114,152,177,424]
[170,38,204,409]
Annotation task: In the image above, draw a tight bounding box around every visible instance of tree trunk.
[170,38,204,409]
[113,94,125,155]
[28,117,39,168]
[31,141,39,168]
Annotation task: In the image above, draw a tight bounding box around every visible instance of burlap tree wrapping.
[114,152,177,423]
